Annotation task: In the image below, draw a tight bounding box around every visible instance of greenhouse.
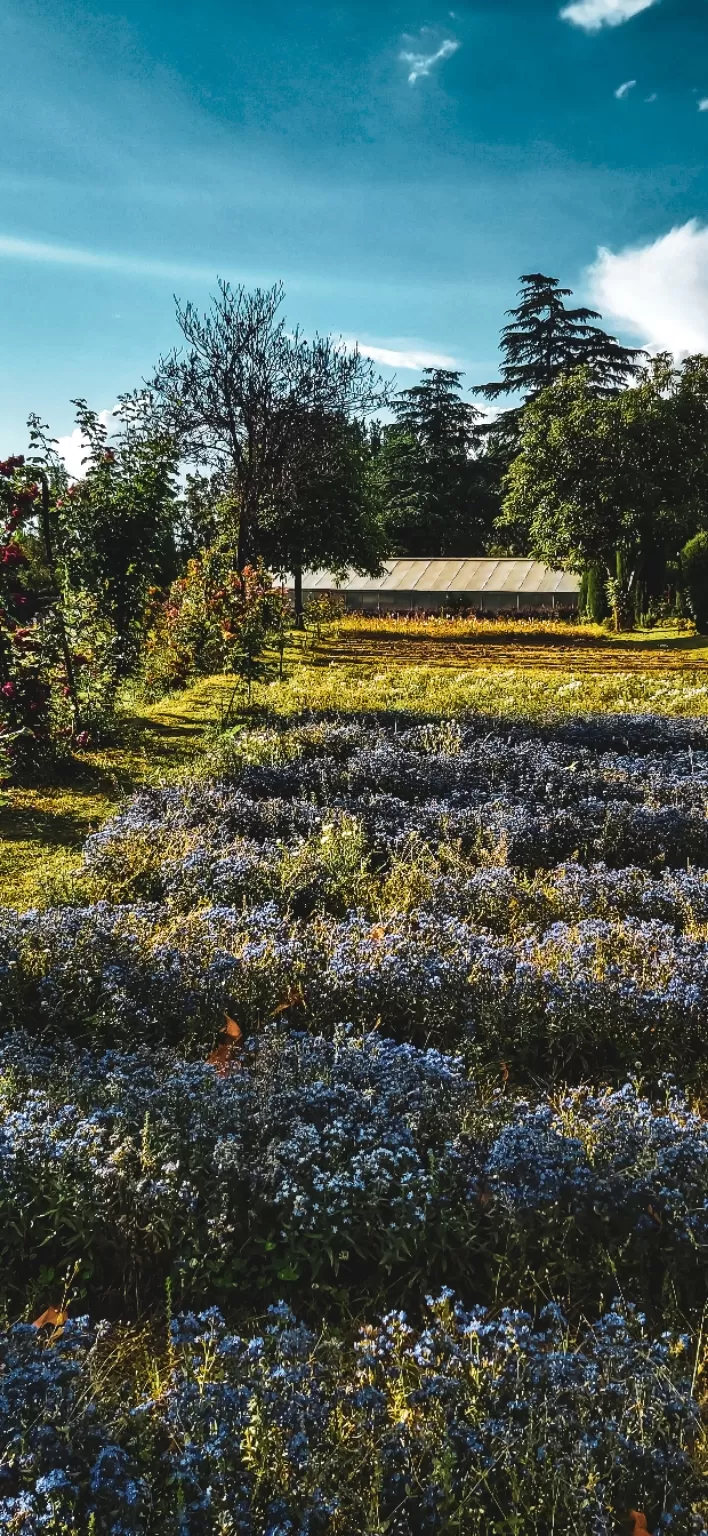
[287,557,580,613]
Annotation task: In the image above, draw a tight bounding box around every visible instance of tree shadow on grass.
[0,803,90,850]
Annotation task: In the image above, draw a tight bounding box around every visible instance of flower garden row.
[2,1029,708,1323]
[6,897,708,1081]
[3,1299,698,1535]
[3,711,708,1532]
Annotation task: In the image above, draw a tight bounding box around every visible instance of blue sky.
[2,0,708,460]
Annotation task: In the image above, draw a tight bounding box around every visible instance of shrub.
[681,531,708,633]
[141,550,285,700]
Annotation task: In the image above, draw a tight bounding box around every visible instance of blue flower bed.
[0,1300,700,1534]
[2,1029,708,1318]
[3,711,708,1527]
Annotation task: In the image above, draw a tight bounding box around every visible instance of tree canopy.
[500,355,708,626]
[149,280,388,573]
[379,368,494,556]
[260,409,386,621]
[475,274,644,404]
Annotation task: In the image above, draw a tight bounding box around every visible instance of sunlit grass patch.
[0,675,237,908]
[3,622,708,911]
[262,659,708,719]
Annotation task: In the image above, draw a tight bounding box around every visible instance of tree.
[261,409,386,626]
[53,398,180,670]
[149,281,388,573]
[475,274,644,405]
[174,472,231,560]
[379,369,492,556]
[501,358,708,629]
[579,566,610,624]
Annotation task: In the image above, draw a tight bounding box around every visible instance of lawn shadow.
[0,800,96,851]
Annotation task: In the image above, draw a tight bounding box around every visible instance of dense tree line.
[4,268,708,774]
[45,273,708,622]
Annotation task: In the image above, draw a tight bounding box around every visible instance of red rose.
[1,543,27,567]
[0,455,24,477]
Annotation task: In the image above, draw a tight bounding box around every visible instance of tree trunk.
[293,564,304,630]
[237,486,259,576]
[237,509,249,577]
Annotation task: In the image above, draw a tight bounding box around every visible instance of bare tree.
[150,280,388,571]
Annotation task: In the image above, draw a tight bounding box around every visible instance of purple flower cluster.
[81,714,708,892]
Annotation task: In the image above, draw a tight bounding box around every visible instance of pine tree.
[380,368,493,556]
[475,274,644,403]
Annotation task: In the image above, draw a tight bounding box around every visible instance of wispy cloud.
[645,92,657,102]
[399,36,460,86]
[0,233,213,282]
[560,0,659,32]
[587,219,708,356]
[699,98,708,111]
[614,79,637,99]
[345,339,459,370]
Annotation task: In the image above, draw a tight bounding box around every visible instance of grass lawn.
[0,675,238,910]
[2,618,707,910]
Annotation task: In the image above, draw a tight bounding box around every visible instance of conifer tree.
[475,273,644,403]
[380,368,492,555]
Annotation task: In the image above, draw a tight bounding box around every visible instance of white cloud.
[645,92,657,101]
[399,36,460,85]
[587,219,708,355]
[699,98,708,111]
[0,233,214,282]
[346,339,459,370]
[614,79,637,98]
[57,409,116,480]
[560,0,658,31]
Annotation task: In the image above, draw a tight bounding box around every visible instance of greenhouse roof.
[287,559,580,595]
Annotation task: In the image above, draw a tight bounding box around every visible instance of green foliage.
[475,271,644,403]
[304,590,345,641]
[58,587,123,743]
[502,357,708,627]
[379,369,492,555]
[681,531,708,633]
[261,411,387,611]
[56,398,179,668]
[142,549,286,702]
[150,280,387,571]
[0,458,58,777]
[174,471,231,558]
[580,565,610,623]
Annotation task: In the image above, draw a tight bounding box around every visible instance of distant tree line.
[56,272,708,631]
[5,269,708,773]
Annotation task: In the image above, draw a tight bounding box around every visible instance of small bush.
[682,531,708,633]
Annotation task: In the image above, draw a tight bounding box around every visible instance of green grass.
[0,676,238,909]
[2,621,708,910]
